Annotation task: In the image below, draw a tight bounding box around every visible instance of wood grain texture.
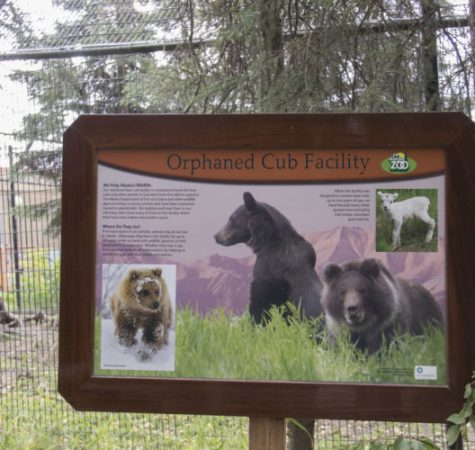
[70,113,471,151]
[58,113,475,421]
[249,417,286,450]
[58,125,97,399]
[445,124,475,389]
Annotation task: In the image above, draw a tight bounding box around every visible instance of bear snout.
[346,304,360,320]
[214,227,250,246]
[150,301,160,310]
[344,292,365,325]
[214,230,233,246]
[345,306,364,325]
[214,230,226,245]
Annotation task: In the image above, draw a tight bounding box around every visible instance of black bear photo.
[214,192,323,324]
[322,258,443,354]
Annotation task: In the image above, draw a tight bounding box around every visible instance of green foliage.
[94,305,446,385]
[123,0,436,115]
[375,189,438,252]
[446,370,475,446]
[10,0,467,124]
[391,436,439,450]
[8,1,157,236]
[371,370,475,449]
[4,249,60,311]
[0,1,33,48]
[1,388,248,449]
[7,1,472,234]
[6,147,62,237]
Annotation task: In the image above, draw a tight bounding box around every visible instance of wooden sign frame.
[59,113,475,422]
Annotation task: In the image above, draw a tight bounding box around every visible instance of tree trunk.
[470,0,475,97]
[420,0,440,111]
[258,0,284,111]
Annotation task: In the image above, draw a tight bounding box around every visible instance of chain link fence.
[1,1,474,448]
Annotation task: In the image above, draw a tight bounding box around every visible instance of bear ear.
[243,192,257,212]
[361,259,381,278]
[323,263,341,282]
[152,268,162,278]
[377,191,383,197]
[129,270,140,281]
[392,193,399,200]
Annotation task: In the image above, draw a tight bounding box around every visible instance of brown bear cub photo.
[322,258,443,354]
[110,267,172,358]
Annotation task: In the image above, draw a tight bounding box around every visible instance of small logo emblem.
[414,365,437,380]
[381,152,417,174]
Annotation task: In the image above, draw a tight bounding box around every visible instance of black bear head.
[214,195,252,246]
[214,192,277,249]
[243,192,257,211]
[243,192,277,248]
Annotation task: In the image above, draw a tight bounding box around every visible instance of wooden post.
[249,417,286,450]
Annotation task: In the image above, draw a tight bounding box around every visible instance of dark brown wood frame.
[59,113,475,422]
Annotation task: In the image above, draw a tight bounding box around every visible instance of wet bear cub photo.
[110,267,172,357]
[322,258,443,354]
[214,192,322,324]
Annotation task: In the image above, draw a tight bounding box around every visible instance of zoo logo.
[381,152,417,174]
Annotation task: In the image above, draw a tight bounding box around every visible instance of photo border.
[98,263,177,373]
[59,113,475,421]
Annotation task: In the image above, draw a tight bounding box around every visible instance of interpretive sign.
[59,114,475,421]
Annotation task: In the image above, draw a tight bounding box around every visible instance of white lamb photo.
[377,191,436,250]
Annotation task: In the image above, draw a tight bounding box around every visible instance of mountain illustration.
[176,226,446,314]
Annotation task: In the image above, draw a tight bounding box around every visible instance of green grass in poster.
[376,188,438,252]
[94,306,446,385]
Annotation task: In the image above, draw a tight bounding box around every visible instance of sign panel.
[94,148,446,385]
[59,114,475,421]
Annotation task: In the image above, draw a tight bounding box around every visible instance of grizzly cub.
[322,258,443,354]
[110,267,172,354]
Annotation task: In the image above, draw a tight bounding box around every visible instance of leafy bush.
[446,370,475,447]
[3,249,60,311]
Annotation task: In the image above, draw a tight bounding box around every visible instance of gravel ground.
[0,311,58,394]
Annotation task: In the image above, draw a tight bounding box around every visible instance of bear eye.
[141,289,150,297]
[358,287,368,295]
[338,288,347,297]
